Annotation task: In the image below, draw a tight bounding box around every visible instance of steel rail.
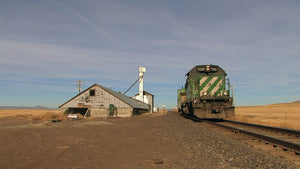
[179,113,300,153]
[223,119,300,136]
[209,121,300,153]
[179,113,202,122]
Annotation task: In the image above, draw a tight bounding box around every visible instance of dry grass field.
[1,103,300,130]
[228,103,300,130]
[0,109,65,120]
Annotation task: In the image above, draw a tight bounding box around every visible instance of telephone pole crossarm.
[76,80,83,93]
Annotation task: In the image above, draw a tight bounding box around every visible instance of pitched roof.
[59,83,150,110]
[135,91,154,96]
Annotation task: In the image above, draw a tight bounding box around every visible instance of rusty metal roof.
[98,84,150,109]
[59,83,150,110]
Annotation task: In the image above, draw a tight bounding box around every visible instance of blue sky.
[1,0,300,109]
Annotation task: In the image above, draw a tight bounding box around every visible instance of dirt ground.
[0,111,297,169]
[2,114,166,169]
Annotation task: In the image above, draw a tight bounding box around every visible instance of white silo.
[138,67,146,102]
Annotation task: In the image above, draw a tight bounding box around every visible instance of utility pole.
[76,80,83,93]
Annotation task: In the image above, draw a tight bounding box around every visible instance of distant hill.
[0,106,58,110]
[269,100,300,106]
[291,100,300,104]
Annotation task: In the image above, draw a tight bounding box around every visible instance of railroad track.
[210,119,300,154]
[180,113,300,155]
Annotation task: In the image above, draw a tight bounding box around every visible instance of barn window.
[89,90,95,96]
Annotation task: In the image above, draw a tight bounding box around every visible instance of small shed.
[134,91,154,113]
[59,84,150,117]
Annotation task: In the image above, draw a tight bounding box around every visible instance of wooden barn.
[59,84,150,117]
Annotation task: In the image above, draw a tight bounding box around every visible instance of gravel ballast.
[158,112,297,168]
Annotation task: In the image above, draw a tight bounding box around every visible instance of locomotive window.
[197,67,206,72]
[211,67,218,72]
[197,67,218,72]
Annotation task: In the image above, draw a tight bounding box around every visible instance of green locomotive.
[178,65,235,119]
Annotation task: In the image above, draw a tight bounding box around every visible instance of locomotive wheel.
[188,102,194,116]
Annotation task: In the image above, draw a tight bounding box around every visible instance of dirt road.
[0,112,297,168]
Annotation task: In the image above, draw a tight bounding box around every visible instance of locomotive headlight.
[206,65,210,71]
[203,91,208,96]
[223,90,229,96]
